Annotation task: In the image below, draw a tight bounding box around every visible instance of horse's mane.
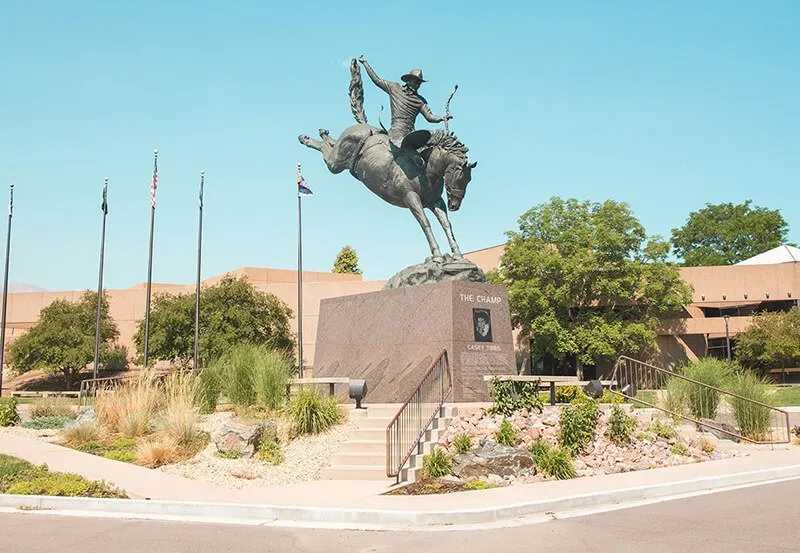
[427,130,469,163]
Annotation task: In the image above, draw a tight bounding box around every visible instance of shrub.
[0,455,48,492]
[134,439,176,467]
[663,376,687,421]
[453,433,473,454]
[6,473,125,498]
[681,358,734,419]
[488,377,543,416]
[286,389,344,436]
[75,442,103,453]
[599,390,624,404]
[558,396,600,455]
[22,416,73,429]
[64,422,105,446]
[200,345,293,411]
[699,439,715,454]
[605,405,637,445]
[214,450,243,459]
[727,371,772,439]
[649,420,676,440]
[104,344,130,372]
[30,397,74,419]
[528,439,550,459]
[670,443,689,456]
[104,450,135,463]
[256,439,284,465]
[555,386,580,404]
[0,398,20,427]
[421,447,452,478]
[530,441,576,480]
[464,480,499,491]
[111,437,137,449]
[96,372,161,437]
[494,419,518,447]
[162,373,201,445]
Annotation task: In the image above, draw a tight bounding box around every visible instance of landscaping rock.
[212,419,277,458]
[67,408,97,429]
[698,419,741,443]
[452,439,536,479]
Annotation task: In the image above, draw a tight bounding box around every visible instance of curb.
[2,464,800,529]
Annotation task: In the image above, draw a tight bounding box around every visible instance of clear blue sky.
[1,1,798,291]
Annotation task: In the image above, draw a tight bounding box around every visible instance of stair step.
[321,465,393,481]
[340,440,386,454]
[357,418,395,430]
[332,452,386,466]
[348,429,386,441]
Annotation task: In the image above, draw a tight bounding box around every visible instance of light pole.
[723,314,731,365]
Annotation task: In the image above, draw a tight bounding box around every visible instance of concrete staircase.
[321,404,457,483]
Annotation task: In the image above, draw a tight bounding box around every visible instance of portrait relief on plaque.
[472,308,493,342]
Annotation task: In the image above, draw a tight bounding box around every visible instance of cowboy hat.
[401,68,427,83]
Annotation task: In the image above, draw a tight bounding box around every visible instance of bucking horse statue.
[298,58,477,265]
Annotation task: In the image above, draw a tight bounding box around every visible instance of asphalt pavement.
[2,479,799,553]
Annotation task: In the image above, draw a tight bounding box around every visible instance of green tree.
[7,291,120,388]
[332,245,362,274]
[671,201,790,266]
[134,275,294,367]
[736,307,800,373]
[493,197,692,375]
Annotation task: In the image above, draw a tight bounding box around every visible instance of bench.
[288,377,350,397]
[9,391,80,398]
[483,375,616,405]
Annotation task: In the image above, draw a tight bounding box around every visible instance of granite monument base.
[313,281,516,403]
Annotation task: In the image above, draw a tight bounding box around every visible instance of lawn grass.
[0,454,127,498]
[12,397,81,406]
[766,386,800,407]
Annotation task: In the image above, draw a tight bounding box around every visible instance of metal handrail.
[386,350,452,479]
[612,355,791,444]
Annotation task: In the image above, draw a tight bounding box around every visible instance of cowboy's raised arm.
[358,56,390,93]
[420,102,451,124]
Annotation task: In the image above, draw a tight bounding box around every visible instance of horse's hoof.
[298,134,311,145]
[430,255,445,264]
[319,128,330,138]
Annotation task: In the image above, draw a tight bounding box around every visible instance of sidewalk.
[2,430,800,527]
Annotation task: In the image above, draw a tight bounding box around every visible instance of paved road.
[2,480,799,553]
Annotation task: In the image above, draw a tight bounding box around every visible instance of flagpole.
[0,184,14,397]
[143,149,158,368]
[193,170,204,371]
[297,164,304,378]
[93,178,109,380]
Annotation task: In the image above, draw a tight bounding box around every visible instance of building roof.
[735,245,800,266]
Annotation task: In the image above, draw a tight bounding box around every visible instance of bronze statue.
[299,58,477,263]
[358,57,451,151]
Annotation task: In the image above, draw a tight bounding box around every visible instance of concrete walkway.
[2,430,800,527]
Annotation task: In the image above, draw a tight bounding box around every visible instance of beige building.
[3,245,798,377]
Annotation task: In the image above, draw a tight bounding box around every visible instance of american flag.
[150,150,159,208]
[297,164,313,196]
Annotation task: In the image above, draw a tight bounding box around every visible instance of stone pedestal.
[313,281,515,402]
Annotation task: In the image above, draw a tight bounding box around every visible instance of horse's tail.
[349,59,367,124]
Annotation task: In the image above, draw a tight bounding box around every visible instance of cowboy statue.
[357,56,452,151]
[298,56,481,287]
